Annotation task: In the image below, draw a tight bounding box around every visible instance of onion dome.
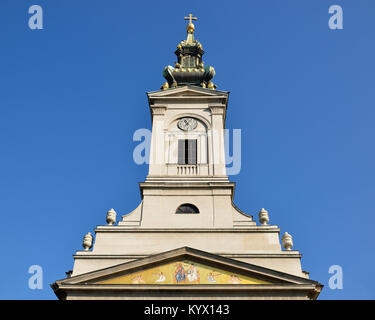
[162,14,216,90]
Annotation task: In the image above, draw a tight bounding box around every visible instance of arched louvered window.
[176,204,199,214]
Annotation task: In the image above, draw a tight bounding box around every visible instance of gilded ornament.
[162,82,169,90]
[207,82,215,89]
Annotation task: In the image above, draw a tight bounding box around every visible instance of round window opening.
[176,204,199,214]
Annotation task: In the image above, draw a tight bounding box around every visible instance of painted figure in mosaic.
[207,272,221,283]
[187,264,200,283]
[175,263,186,283]
[131,275,145,284]
[154,271,166,283]
[228,275,241,284]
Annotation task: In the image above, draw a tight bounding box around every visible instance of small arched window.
[176,204,199,214]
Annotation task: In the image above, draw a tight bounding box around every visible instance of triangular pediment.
[98,258,270,285]
[54,247,318,287]
[147,85,229,98]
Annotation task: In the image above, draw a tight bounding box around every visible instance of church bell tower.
[52,15,322,300]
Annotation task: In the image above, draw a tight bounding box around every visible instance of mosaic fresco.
[99,260,270,285]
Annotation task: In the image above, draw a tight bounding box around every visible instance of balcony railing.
[166,164,209,176]
[177,164,198,175]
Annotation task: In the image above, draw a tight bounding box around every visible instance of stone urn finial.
[282,232,293,250]
[258,208,269,225]
[106,208,117,225]
[83,232,93,251]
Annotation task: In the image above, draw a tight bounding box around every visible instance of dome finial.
[184,13,198,43]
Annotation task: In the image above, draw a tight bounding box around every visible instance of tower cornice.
[150,105,167,115]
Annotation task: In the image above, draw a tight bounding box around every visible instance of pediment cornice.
[147,86,229,106]
[54,247,319,286]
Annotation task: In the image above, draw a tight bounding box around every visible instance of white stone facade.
[70,86,310,283]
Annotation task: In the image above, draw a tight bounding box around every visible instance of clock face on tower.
[177,117,198,131]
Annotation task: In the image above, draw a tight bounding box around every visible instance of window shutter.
[187,139,197,164]
[178,140,185,164]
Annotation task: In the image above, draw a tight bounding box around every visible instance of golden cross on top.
[184,14,198,24]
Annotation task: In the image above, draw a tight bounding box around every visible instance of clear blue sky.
[0,0,374,299]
